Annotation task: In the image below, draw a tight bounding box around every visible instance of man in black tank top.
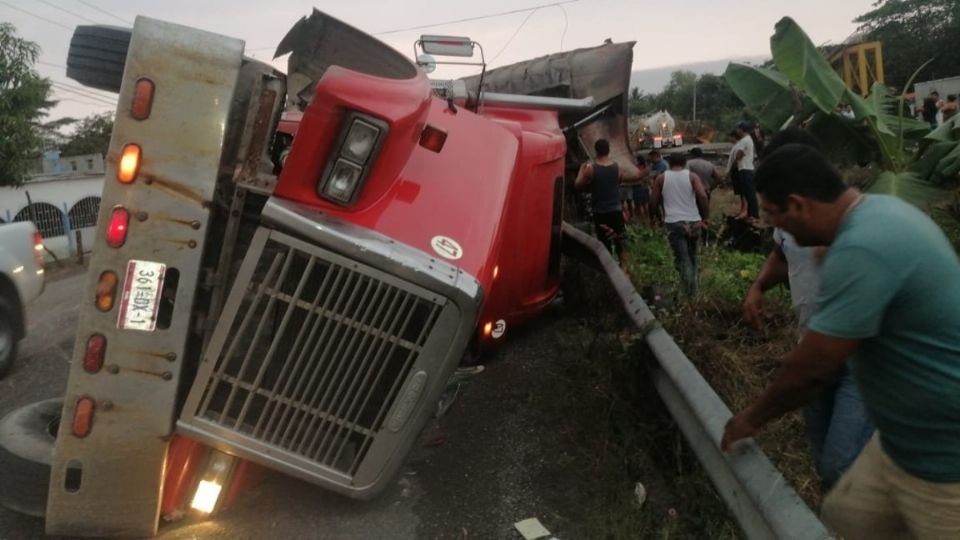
[575,139,626,265]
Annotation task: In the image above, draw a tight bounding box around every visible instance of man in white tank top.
[650,153,710,294]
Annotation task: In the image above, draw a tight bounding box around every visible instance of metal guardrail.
[562,222,833,540]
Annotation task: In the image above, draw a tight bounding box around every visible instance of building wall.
[1,175,105,261]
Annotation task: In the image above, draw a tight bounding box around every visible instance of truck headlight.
[324,159,363,203]
[318,112,388,206]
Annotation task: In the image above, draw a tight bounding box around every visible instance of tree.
[0,23,52,186]
[855,0,960,90]
[59,112,113,157]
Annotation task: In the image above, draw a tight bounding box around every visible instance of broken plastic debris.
[514,518,551,540]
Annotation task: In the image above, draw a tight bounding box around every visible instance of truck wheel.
[67,25,132,93]
[0,296,18,379]
[0,399,62,517]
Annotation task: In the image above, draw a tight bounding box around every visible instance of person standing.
[942,94,959,124]
[723,143,960,539]
[686,147,719,199]
[575,139,627,266]
[922,91,942,129]
[650,153,710,295]
[648,150,668,175]
[727,122,759,221]
[742,129,873,493]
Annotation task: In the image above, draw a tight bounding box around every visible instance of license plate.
[117,259,166,331]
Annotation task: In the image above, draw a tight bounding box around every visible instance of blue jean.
[802,363,874,492]
[665,221,699,295]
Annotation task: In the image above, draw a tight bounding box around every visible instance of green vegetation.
[856,0,960,91]
[0,23,53,186]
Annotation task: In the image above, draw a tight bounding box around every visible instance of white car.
[0,222,45,377]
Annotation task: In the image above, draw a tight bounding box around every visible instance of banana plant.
[724,16,952,208]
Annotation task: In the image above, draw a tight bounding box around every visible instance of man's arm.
[690,173,710,222]
[574,162,592,189]
[743,243,788,329]
[721,331,859,451]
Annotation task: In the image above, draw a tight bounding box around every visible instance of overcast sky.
[2,0,875,127]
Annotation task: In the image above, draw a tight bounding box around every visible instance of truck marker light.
[419,124,447,153]
[96,271,118,311]
[117,143,142,183]
[190,480,222,514]
[106,207,130,248]
[483,321,493,336]
[72,397,95,438]
[191,450,236,514]
[131,78,155,120]
[493,265,499,280]
[83,334,106,373]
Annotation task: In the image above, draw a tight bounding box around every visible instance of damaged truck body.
[0,10,637,536]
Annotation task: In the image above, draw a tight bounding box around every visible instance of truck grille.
[181,227,452,482]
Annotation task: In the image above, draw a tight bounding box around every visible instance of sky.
[1,0,876,130]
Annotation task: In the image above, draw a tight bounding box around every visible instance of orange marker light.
[483,321,493,336]
[418,124,447,153]
[117,144,142,183]
[492,265,499,280]
[96,271,118,311]
[72,397,95,438]
[131,78,155,120]
[106,207,130,248]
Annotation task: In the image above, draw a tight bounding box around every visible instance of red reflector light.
[131,78,154,120]
[72,397,95,438]
[106,207,130,248]
[419,124,447,153]
[83,334,106,373]
[117,144,141,183]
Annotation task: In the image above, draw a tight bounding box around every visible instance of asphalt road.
[0,265,624,540]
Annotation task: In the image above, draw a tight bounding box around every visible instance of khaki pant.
[821,433,960,539]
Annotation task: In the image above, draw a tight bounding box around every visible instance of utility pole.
[692,75,698,123]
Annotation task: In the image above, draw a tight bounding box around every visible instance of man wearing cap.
[727,122,759,221]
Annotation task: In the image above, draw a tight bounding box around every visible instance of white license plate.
[117,259,166,331]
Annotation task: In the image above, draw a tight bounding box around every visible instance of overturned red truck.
[0,10,636,537]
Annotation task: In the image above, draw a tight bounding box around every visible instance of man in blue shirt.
[722,143,960,539]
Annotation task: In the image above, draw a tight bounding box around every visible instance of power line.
[50,81,116,106]
[374,0,578,36]
[489,9,541,64]
[38,0,100,25]
[38,61,67,70]
[74,0,132,25]
[0,0,73,30]
[246,0,581,51]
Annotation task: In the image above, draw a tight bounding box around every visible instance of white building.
[1,152,105,261]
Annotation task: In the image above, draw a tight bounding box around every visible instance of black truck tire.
[0,399,62,517]
[67,25,132,93]
[0,295,19,380]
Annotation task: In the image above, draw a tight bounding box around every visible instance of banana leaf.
[723,63,797,129]
[911,141,959,182]
[866,170,946,209]
[770,17,847,114]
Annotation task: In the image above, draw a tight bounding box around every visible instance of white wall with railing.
[0,175,106,262]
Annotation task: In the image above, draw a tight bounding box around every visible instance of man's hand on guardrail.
[721,409,759,452]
